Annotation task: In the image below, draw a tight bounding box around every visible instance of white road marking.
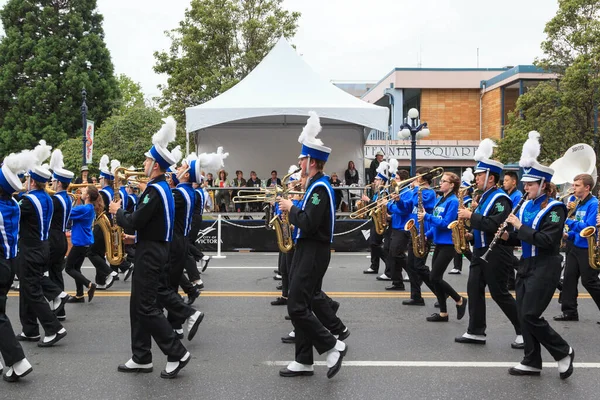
[265,361,600,368]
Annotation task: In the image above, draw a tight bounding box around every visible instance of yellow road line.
[6,291,593,299]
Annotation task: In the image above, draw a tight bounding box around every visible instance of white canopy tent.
[185,37,389,183]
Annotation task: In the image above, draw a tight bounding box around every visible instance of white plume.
[376,161,389,176]
[197,146,229,171]
[3,150,37,174]
[110,159,121,175]
[49,149,65,171]
[99,154,109,172]
[32,140,52,165]
[170,145,183,165]
[474,138,497,161]
[388,159,399,175]
[298,111,323,146]
[519,131,541,168]
[288,164,299,174]
[152,116,177,148]
[462,167,474,183]
[185,152,197,165]
[128,165,136,171]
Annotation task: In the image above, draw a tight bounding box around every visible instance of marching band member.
[450,169,475,274]
[385,169,411,290]
[455,139,522,348]
[277,111,347,379]
[418,172,467,321]
[362,162,391,279]
[0,152,33,382]
[65,185,103,302]
[87,155,118,289]
[554,172,600,321]
[17,141,67,347]
[502,132,574,379]
[110,116,191,379]
[503,170,523,291]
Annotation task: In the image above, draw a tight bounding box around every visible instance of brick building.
[350,65,557,178]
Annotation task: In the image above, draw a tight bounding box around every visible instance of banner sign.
[85,120,94,164]
[364,144,479,160]
[193,219,371,252]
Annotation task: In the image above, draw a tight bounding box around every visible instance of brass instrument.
[579,196,600,270]
[448,183,476,254]
[369,187,388,235]
[561,197,580,249]
[269,168,301,253]
[405,187,428,258]
[350,167,444,219]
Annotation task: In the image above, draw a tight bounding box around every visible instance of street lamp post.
[398,108,430,177]
[81,88,88,166]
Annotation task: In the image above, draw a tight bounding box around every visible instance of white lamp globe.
[416,128,430,139]
[398,128,411,139]
[407,108,419,119]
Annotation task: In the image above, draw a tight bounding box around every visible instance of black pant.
[281,249,294,298]
[405,239,434,301]
[430,245,461,313]
[452,246,472,271]
[0,258,26,366]
[466,246,521,336]
[561,246,600,315]
[43,229,67,298]
[65,246,91,297]
[19,241,63,337]
[312,291,346,336]
[87,225,113,285]
[389,229,409,286]
[369,225,388,274]
[507,246,519,289]
[163,235,196,329]
[186,243,202,282]
[516,255,570,369]
[287,240,337,365]
[130,240,187,364]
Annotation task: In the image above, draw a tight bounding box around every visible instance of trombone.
[349,167,444,219]
[232,168,303,203]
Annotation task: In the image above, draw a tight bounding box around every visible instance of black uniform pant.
[561,246,600,315]
[507,246,519,289]
[42,230,67,317]
[130,240,187,364]
[65,246,91,297]
[516,255,570,369]
[389,229,409,286]
[87,225,113,285]
[282,248,294,298]
[162,235,196,330]
[369,225,388,273]
[287,240,337,365]
[405,239,434,301]
[452,246,472,271]
[430,245,461,313]
[186,242,202,282]
[19,241,63,337]
[467,247,521,336]
[0,258,26,366]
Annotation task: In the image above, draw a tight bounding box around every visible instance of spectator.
[74,166,90,184]
[267,170,281,187]
[231,170,247,212]
[91,176,97,184]
[369,151,384,183]
[245,171,262,212]
[345,161,359,186]
[206,173,214,187]
[215,169,230,212]
[329,172,343,210]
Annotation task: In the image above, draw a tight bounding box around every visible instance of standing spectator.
[267,170,281,187]
[246,171,262,212]
[344,161,359,186]
[231,170,247,212]
[91,176,97,185]
[369,151,384,183]
[206,173,214,187]
[215,169,230,212]
[329,173,343,211]
[74,166,89,185]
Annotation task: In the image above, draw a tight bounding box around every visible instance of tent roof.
[185,37,389,133]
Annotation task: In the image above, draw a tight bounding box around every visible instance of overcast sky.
[0,0,559,98]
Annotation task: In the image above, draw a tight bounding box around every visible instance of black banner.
[194,219,372,252]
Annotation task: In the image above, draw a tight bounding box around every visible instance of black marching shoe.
[160,352,191,379]
[337,328,351,341]
[275,284,283,291]
[363,268,378,274]
[281,334,295,343]
[37,329,67,347]
[385,284,405,291]
[426,313,448,322]
[284,315,292,321]
[279,362,314,377]
[553,313,579,322]
[2,359,33,382]
[186,287,201,305]
[327,344,348,379]
[68,296,85,303]
[271,297,287,306]
[124,265,134,282]
[456,297,468,320]
[118,359,153,373]
[559,349,575,380]
[402,298,425,306]
[508,365,541,376]
[16,333,40,342]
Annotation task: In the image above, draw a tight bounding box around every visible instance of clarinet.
[480,194,528,263]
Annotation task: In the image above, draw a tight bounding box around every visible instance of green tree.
[0,0,120,156]
[498,0,600,171]
[153,0,300,122]
[113,74,146,114]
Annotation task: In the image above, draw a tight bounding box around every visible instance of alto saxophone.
[369,189,387,235]
[404,187,427,258]
[448,187,470,254]
[562,198,580,249]
[579,196,600,270]
[96,211,124,265]
[270,210,294,253]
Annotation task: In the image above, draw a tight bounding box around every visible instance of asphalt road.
[3,252,600,400]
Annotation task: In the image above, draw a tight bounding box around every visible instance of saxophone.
[369,189,387,235]
[270,210,294,253]
[96,211,124,265]
[561,198,580,249]
[448,187,469,254]
[579,197,600,270]
[404,187,427,258]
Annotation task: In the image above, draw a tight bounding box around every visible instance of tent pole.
[186,130,190,156]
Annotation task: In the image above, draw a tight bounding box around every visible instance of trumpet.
[350,167,444,219]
